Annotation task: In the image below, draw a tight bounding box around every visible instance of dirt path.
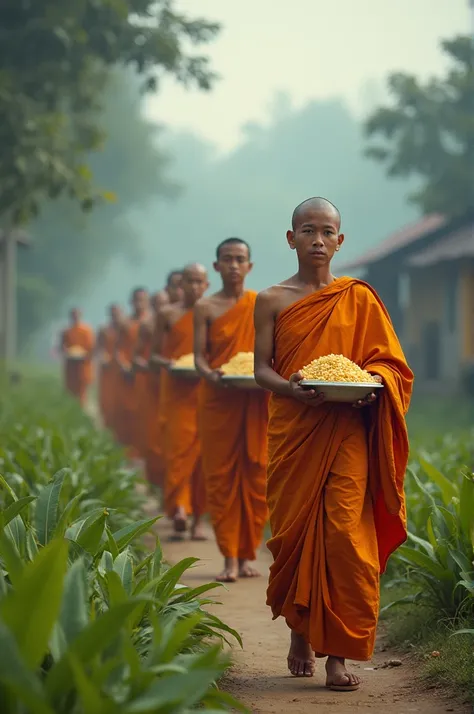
[153,514,470,714]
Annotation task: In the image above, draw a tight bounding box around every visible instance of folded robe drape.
[199,291,268,561]
[266,277,414,661]
[115,319,141,454]
[98,326,119,430]
[159,310,205,519]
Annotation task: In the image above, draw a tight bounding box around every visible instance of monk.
[114,287,150,455]
[60,308,95,407]
[151,263,209,538]
[254,197,414,691]
[153,269,184,309]
[194,238,269,582]
[142,272,184,488]
[96,304,123,430]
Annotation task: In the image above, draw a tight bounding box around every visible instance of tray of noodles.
[299,354,383,403]
[220,352,261,390]
[168,353,199,380]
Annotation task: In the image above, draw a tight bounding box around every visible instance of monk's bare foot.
[287,631,315,677]
[238,559,261,578]
[173,506,187,533]
[216,557,238,583]
[325,656,360,691]
[190,521,207,541]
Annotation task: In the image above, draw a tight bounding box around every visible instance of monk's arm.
[253,293,292,396]
[114,324,129,372]
[193,302,220,382]
[133,324,149,372]
[149,309,171,370]
[254,292,325,405]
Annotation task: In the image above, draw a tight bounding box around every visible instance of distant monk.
[254,197,414,691]
[152,263,209,538]
[96,304,123,431]
[143,271,184,488]
[115,287,150,455]
[194,238,268,582]
[60,308,95,407]
[153,269,184,309]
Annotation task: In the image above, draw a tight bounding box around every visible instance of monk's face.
[214,243,252,286]
[131,290,149,316]
[166,274,184,304]
[287,207,344,265]
[109,305,122,325]
[182,268,209,304]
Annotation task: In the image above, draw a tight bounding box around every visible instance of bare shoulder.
[257,278,302,315]
[194,292,218,315]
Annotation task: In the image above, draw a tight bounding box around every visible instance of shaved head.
[183,262,207,278]
[292,197,341,231]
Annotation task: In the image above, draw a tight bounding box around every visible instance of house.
[338,213,474,391]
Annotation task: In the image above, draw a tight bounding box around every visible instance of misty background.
[15,0,470,353]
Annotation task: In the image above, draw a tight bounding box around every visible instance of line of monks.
[60,196,414,692]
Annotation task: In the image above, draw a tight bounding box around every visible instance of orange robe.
[266,277,414,661]
[62,324,95,405]
[144,370,165,487]
[115,319,141,454]
[98,326,118,430]
[199,291,268,560]
[160,311,205,519]
[135,327,153,458]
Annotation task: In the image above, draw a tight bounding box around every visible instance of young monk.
[194,238,269,582]
[151,263,209,538]
[60,308,95,407]
[142,273,184,488]
[254,197,414,691]
[114,287,150,455]
[96,304,123,430]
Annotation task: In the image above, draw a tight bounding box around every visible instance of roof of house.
[339,213,446,271]
[408,221,474,267]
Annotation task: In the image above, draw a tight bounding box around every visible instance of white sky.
[145,0,471,151]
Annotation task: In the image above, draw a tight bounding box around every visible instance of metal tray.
[299,380,383,403]
[221,374,261,390]
[169,365,199,380]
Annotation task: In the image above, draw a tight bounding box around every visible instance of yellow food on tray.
[220,352,254,376]
[67,346,87,358]
[300,354,377,384]
[173,353,195,368]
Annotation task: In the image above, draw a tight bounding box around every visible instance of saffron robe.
[115,318,141,454]
[199,291,268,560]
[266,277,413,661]
[160,310,205,518]
[98,325,119,430]
[62,323,95,406]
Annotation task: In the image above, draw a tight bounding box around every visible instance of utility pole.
[0,228,29,366]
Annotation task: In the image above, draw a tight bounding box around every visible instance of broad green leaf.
[419,456,458,505]
[113,517,159,552]
[60,558,88,643]
[0,529,23,585]
[35,470,68,546]
[2,496,35,527]
[46,599,145,699]
[397,545,450,581]
[98,550,114,576]
[56,491,85,537]
[69,653,115,714]
[0,621,54,714]
[459,472,474,540]
[113,550,133,595]
[105,571,129,606]
[0,475,19,503]
[0,538,68,669]
[5,515,26,557]
[75,510,108,555]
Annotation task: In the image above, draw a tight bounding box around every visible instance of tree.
[0,0,219,224]
[16,71,175,352]
[364,36,474,219]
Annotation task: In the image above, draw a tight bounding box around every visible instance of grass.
[380,584,474,703]
[407,391,472,444]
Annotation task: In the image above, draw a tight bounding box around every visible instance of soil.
[149,508,471,714]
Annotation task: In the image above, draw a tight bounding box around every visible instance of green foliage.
[0,0,219,224]
[384,433,474,620]
[0,378,244,713]
[16,71,175,352]
[365,35,474,218]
